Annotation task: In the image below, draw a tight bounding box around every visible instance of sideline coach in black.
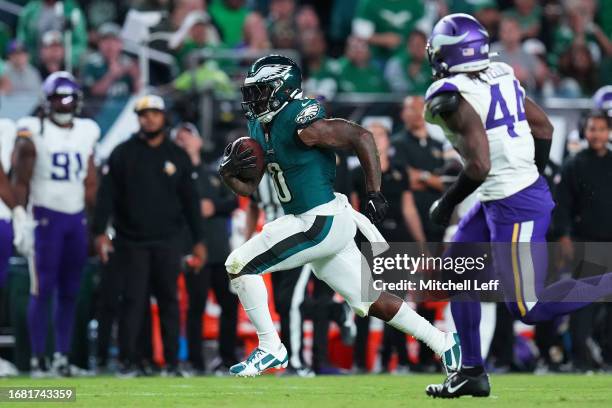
[92,95,206,375]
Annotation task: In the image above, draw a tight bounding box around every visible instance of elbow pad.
[534,138,552,174]
[426,92,460,117]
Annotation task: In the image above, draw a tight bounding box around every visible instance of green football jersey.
[248,98,335,215]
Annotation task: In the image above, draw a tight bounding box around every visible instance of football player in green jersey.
[220,55,460,377]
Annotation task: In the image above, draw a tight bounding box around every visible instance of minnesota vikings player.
[423,14,612,398]
[12,72,99,377]
[0,118,18,287]
[220,55,461,377]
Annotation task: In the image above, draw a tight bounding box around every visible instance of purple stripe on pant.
[0,219,12,287]
[450,176,612,367]
[450,176,553,366]
[28,206,87,356]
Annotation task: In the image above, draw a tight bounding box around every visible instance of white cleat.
[440,332,462,374]
[230,344,288,377]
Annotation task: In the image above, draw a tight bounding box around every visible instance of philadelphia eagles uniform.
[224,55,460,378]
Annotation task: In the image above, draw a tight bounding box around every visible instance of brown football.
[234,136,265,180]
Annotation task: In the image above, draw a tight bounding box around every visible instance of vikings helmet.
[42,71,82,125]
[593,85,612,118]
[426,13,491,79]
[241,55,302,123]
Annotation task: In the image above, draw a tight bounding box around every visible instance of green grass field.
[1,374,611,407]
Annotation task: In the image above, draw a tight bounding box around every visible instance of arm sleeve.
[553,159,577,237]
[92,150,119,235]
[179,158,204,244]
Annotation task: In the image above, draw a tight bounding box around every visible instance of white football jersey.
[425,62,539,201]
[0,119,16,220]
[16,117,100,214]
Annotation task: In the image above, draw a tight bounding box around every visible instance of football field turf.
[2,374,611,407]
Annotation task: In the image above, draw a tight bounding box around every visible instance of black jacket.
[554,148,612,241]
[93,133,203,244]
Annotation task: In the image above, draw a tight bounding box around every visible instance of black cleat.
[425,370,491,398]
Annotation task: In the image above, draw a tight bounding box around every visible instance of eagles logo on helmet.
[42,71,82,126]
[241,55,302,123]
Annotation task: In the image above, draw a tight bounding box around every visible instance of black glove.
[219,140,256,178]
[365,191,388,225]
[429,198,453,227]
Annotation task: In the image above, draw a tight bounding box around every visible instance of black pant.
[380,326,409,369]
[271,266,309,369]
[96,257,153,367]
[570,303,606,370]
[302,276,348,371]
[354,316,370,370]
[115,240,181,367]
[184,262,238,370]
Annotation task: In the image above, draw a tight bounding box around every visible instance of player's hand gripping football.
[219,139,256,179]
[366,191,388,225]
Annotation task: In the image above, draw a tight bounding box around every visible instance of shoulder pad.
[427,92,460,117]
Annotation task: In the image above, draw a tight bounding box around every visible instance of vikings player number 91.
[12,71,100,377]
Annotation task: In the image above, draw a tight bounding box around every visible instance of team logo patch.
[163,161,176,176]
[295,104,320,125]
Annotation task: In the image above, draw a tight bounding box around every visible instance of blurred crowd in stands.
[0,0,610,377]
[0,0,611,100]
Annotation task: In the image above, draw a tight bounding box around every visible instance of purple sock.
[451,301,483,367]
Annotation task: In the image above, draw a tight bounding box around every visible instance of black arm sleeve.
[534,138,552,174]
[92,151,119,235]
[179,159,204,244]
[439,171,483,209]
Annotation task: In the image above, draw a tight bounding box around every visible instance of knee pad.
[225,250,245,276]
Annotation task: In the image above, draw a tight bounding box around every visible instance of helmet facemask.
[241,79,290,123]
[46,92,81,126]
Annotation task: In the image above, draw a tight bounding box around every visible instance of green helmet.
[241,55,302,123]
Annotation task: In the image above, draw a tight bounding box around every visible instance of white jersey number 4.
[485,80,526,138]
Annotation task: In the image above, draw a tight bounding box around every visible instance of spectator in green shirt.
[502,0,542,39]
[384,29,432,95]
[17,0,87,66]
[209,0,251,48]
[336,36,388,94]
[351,0,425,62]
[81,23,140,98]
[172,11,220,71]
[549,2,612,70]
[300,29,340,100]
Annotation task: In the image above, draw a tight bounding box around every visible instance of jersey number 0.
[267,163,292,203]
